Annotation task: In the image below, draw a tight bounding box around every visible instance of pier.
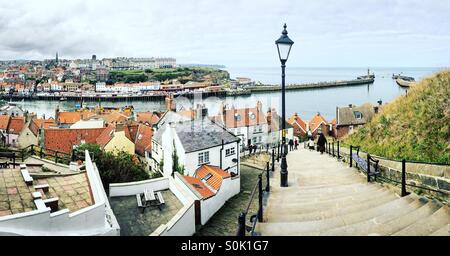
[248,77,375,93]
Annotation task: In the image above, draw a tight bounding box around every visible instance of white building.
[211,101,269,151]
[0,151,120,236]
[161,119,241,177]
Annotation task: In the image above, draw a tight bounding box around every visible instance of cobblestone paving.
[0,168,92,217]
[196,157,270,236]
[110,190,183,236]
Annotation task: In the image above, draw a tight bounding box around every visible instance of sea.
[9,67,444,122]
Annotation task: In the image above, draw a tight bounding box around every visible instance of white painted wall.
[109,177,170,197]
[199,177,240,225]
[0,151,119,236]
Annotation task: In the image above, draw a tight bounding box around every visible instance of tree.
[172,140,184,176]
[74,143,150,190]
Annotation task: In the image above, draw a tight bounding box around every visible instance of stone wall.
[339,150,449,203]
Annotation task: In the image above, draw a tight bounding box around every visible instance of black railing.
[345,144,449,196]
[237,160,272,236]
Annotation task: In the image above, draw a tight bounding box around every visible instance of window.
[354,111,363,120]
[252,137,257,143]
[198,151,210,165]
[258,136,262,143]
[226,147,236,157]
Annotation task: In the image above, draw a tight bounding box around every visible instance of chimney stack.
[165,95,176,112]
[348,104,353,108]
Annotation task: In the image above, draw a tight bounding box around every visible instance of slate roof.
[153,111,191,144]
[173,119,240,153]
[337,103,376,126]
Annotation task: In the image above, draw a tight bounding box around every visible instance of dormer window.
[354,111,363,120]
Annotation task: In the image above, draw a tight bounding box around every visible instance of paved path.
[257,148,450,236]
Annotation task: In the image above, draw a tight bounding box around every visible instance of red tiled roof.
[8,117,25,135]
[288,113,307,133]
[29,118,56,136]
[0,115,10,130]
[195,165,230,191]
[96,126,115,148]
[57,112,95,124]
[183,176,215,199]
[135,124,153,156]
[136,112,162,125]
[44,128,106,153]
[213,107,267,128]
[124,123,139,142]
[309,113,328,133]
[103,112,130,125]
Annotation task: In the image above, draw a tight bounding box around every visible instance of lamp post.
[275,23,294,188]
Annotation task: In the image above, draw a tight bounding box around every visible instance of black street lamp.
[275,23,294,187]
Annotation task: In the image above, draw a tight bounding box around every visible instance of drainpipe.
[220,139,224,169]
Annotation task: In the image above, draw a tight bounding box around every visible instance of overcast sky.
[1,0,449,67]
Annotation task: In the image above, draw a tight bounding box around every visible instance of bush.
[75,144,150,189]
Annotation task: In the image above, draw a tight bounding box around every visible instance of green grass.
[345,70,450,163]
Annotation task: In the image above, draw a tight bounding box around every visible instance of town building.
[161,118,240,178]
[43,128,106,153]
[266,109,294,146]
[308,113,332,138]
[211,101,268,151]
[96,125,135,155]
[335,103,379,139]
[288,112,308,139]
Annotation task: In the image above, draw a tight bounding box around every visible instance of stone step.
[269,184,383,202]
[266,189,395,216]
[259,196,417,236]
[267,191,407,223]
[429,224,450,236]
[317,196,428,236]
[393,205,450,236]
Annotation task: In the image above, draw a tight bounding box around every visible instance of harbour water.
[9,67,443,122]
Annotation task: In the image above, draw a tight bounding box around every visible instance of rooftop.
[0,167,93,218]
[173,119,240,153]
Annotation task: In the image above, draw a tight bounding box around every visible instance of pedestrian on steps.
[289,139,294,151]
[317,132,327,154]
[294,139,299,150]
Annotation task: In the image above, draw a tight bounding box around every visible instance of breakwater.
[248,77,375,93]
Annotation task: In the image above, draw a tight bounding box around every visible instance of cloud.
[0,0,449,67]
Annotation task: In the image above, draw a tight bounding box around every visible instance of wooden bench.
[20,169,34,186]
[34,184,50,193]
[155,191,165,210]
[43,197,59,213]
[350,146,380,182]
[136,194,146,213]
[144,189,156,203]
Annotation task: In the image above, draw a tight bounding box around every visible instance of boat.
[59,97,67,101]
[396,76,416,88]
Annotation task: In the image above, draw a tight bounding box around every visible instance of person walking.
[308,138,315,151]
[294,139,299,150]
[289,139,294,151]
[317,132,327,154]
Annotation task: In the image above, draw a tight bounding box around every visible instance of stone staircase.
[256,148,450,236]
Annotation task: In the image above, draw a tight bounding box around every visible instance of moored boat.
[396,77,416,87]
